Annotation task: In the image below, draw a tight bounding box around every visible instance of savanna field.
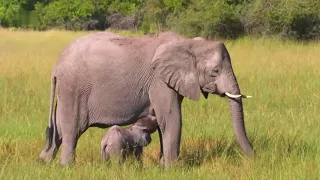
[0,29,319,179]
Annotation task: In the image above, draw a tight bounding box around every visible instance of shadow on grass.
[175,133,318,168]
[179,137,241,168]
[250,133,318,158]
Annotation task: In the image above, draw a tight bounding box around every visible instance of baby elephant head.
[131,115,158,147]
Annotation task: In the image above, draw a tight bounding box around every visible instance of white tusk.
[243,95,252,98]
[225,92,242,98]
[225,92,253,99]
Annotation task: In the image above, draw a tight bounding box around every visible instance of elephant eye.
[210,69,220,77]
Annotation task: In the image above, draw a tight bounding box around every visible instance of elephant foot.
[39,126,61,163]
[60,160,75,167]
[59,153,76,167]
[38,149,54,163]
[59,140,77,166]
[158,158,182,170]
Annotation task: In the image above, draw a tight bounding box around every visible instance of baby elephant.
[100,113,157,164]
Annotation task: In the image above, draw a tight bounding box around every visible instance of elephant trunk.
[228,97,253,157]
[218,53,253,157]
[209,45,253,157]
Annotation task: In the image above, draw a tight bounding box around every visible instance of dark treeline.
[0,0,319,40]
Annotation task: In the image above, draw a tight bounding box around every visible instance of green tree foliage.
[0,0,319,40]
[35,0,96,30]
[108,0,144,16]
[140,0,169,33]
[0,0,21,27]
[167,0,244,39]
[242,0,320,40]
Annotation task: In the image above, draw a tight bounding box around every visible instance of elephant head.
[130,115,158,147]
[151,39,253,157]
[135,131,152,147]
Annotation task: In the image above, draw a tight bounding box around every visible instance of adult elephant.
[39,31,253,167]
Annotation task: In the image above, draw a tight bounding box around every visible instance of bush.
[106,10,142,30]
[108,0,139,16]
[35,0,96,30]
[167,0,244,39]
[139,0,170,34]
[242,0,320,40]
[0,0,21,27]
[104,0,145,30]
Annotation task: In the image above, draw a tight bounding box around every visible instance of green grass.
[0,29,320,179]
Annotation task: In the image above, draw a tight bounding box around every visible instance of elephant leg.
[159,110,182,168]
[60,129,79,166]
[120,149,128,164]
[39,126,62,162]
[157,126,163,161]
[39,102,62,162]
[134,146,143,168]
[56,98,84,166]
[150,81,183,168]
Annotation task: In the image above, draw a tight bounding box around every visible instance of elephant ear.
[151,41,201,101]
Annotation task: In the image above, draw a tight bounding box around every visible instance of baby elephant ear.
[151,41,201,101]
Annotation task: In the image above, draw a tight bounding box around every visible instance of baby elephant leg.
[102,143,124,163]
[101,126,125,162]
[134,146,143,167]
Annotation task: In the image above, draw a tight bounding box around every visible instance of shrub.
[167,0,244,39]
[140,0,170,34]
[104,0,145,30]
[0,0,21,27]
[106,10,142,30]
[35,0,96,30]
[108,0,139,16]
[242,0,320,40]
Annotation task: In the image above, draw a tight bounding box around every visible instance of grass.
[0,29,320,179]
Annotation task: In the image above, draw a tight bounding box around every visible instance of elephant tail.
[48,75,57,128]
[42,75,58,152]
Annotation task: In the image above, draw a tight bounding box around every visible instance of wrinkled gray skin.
[39,31,253,167]
[101,114,157,164]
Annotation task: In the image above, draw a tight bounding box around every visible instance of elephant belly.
[87,85,151,128]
